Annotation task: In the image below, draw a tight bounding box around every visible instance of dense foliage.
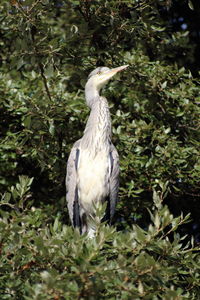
[0,0,200,298]
[1,178,200,299]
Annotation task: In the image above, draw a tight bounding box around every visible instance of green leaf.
[44,65,54,78]
[49,120,55,136]
[17,57,25,70]
[23,115,32,129]
[188,0,194,10]
[161,81,167,89]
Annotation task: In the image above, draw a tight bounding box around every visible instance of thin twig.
[28,0,41,14]
[38,62,52,102]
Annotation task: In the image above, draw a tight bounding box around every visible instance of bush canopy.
[0,0,200,298]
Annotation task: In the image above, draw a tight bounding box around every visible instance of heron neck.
[85,83,100,108]
[82,96,112,151]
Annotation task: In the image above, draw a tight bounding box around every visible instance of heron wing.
[109,143,119,222]
[66,140,81,228]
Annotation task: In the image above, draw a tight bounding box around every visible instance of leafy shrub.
[1,178,200,299]
[0,1,200,298]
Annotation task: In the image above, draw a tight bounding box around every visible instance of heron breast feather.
[77,150,110,207]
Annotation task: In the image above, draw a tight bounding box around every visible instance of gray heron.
[66,65,128,237]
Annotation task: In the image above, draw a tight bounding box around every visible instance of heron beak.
[103,65,129,81]
[111,65,129,73]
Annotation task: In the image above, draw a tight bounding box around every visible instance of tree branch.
[38,62,52,102]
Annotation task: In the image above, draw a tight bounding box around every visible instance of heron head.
[87,65,129,91]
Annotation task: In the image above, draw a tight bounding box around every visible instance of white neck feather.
[85,81,100,108]
[81,95,111,152]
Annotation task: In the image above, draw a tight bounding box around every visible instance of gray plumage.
[66,65,128,237]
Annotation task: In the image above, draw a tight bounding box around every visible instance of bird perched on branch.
[66,65,128,237]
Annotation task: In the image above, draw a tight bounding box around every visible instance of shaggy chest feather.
[77,149,110,213]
